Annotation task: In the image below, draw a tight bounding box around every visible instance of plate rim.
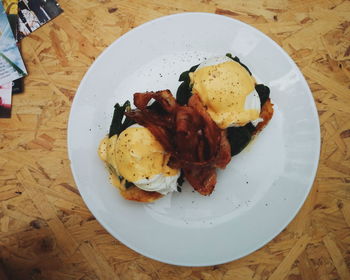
[67,12,321,266]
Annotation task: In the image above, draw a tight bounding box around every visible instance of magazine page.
[18,0,63,40]
[3,0,23,93]
[0,1,27,85]
[3,0,18,40]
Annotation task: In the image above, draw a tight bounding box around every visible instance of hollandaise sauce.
[190,60,260,129]
[98,126,178,191]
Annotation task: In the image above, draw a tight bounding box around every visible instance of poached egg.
[189,56,262,129]
[98,125,180,195]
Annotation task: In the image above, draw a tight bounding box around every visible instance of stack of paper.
[0,0,63,118]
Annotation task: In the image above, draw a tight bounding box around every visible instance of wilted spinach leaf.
[108,100,135,138]
[225,53,252,76]
[255,84,270,107]
[117,174,134,189]
[227,123,255,156]
[176,64,199,105]
[124,180,134,189]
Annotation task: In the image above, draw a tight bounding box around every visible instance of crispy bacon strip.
[174,106,204,163]
[125,90,231,195]
[133,90,177,113]
[188,94,221,160]
[215,130,232,169]
[183,166,217,196]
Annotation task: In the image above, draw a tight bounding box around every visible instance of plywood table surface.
[0,0,349,279]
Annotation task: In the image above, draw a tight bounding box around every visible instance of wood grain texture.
[0,0,349,279]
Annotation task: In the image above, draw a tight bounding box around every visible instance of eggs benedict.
[189,56,262,129]
[176,54,274,157]
[98,124,180,202]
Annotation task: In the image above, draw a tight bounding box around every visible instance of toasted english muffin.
[118,183,163,203]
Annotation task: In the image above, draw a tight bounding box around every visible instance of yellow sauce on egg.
[98,126,178,186]
[190,60,260,129]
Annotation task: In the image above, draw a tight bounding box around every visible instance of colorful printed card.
[3,0,19,41]
[0,1,27,85]
[3,0,23,93]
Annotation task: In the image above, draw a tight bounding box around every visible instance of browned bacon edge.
[254,98,274,135]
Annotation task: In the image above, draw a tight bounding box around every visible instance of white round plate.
[68,13,320,266]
